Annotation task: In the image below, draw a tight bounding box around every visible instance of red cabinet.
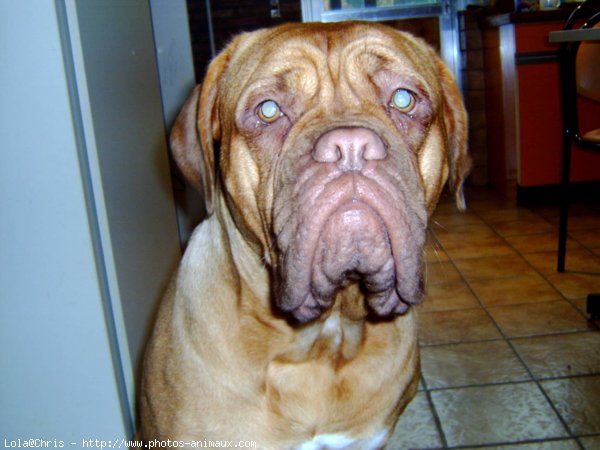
[484,16,600,199]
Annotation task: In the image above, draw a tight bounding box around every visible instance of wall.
[460,10,490,187]
[0,1,131,439]
[0,0,185,440]
[151,0,206,244]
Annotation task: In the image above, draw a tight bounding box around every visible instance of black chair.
[556,0,600,319]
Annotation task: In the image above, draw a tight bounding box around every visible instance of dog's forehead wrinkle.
[254,42,329,94]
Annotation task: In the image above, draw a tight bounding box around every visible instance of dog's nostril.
[363,141,386,161]
[318,145,344,163]
[335,146,343,162]
[313,140,343,163]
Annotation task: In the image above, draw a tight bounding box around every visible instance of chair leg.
[557,195,568,273]
[557,130,572,273]
[587,294,600,320]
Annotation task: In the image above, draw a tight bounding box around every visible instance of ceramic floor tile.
[421,280,480,313]
[430,211,486,231]
[418,308,502,346]
[487,300,590,338]
[433,223,497,243]
[530,205,560,221]
[571,298,588,315]
[465,195,514,212]
[425,260,462,285]
[434,224,517,260]
[561,203,600,216]
[570,228,600,249]
[431,382,568,447]
[420,340,530,389]
[476,208,541,224]
[550,248,600,274]
[441,237,516,260]
[521,252,560,274]
[468,202,515,213]
[572,298,600,325]
[491,218,556,237]
[425,238,449,263]
[433,200,465,216]
[468,273,561,307]
[453,254,535,282]
[541,375,600,435]
[504,232,580,254]
[545,272,600,300]
[387,392,443,450]
[580,435,600,449]
[523,248,600,275]
[565,215,600,231]
[512,331,600,379]
[454,440,580,450]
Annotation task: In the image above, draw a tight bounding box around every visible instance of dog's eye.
[391,89,416,113]
[257,100,282,124]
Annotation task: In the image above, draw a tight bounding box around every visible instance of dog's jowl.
[140,21,470,450]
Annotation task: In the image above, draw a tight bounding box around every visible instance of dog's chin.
[275,184,425,324]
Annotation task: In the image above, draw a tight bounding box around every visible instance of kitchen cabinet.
[483,11,600,201]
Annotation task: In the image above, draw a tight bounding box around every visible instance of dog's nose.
[313,128,387,171]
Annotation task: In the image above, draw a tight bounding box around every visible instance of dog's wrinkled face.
[171,22,470,323]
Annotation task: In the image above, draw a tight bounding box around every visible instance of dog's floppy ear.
[435,58,472,211]
[169,45,235,215]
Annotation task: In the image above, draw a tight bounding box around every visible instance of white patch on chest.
[321,312,342,348]
[295,430,388,450]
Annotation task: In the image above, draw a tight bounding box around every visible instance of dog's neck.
[216,195,270,304]
[215,196,367,363]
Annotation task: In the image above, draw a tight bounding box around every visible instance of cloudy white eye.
[257,100,282,123]
[391,88,416,113]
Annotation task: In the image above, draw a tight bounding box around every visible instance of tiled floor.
[388,188,600,450]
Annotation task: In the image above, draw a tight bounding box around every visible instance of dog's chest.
[264,314,389,449]
[295,431,388,450]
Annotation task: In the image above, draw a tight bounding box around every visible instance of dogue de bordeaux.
[140,21,470,450]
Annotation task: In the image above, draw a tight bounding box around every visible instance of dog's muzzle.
[273,127,427,323]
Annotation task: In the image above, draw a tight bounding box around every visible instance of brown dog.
[140,21,470,449]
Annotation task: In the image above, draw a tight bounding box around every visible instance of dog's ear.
[435,58,472,211]
[169,45,235,215]
[170,84,207,207]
